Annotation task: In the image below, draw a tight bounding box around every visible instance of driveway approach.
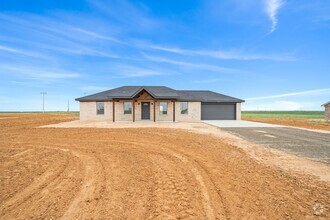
[204,121,330,164]
[204,120,283,128]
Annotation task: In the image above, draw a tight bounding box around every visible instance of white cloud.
[0,45,46,59]
[0,14,124,45]
[245,88,330,101]
[113,65,177,78]
[264,0,284,33]
[191,78,227,84]
[142,53,249,74]
[81,86,108,91]
[147,44,295,61]
[71,28,128,45]
[0,14,126,59]
[243,101,315,111]
[0,64,81,81]
[88,0,160,30]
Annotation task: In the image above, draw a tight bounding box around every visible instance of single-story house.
[75,86,244,122]
[322,101,330,121]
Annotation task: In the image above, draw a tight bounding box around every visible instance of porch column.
[173,101,175,122]
[132,99,135,122]
[112,101,115,122]
[153,100,156,122]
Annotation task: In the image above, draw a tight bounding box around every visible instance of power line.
[40,92,47,113]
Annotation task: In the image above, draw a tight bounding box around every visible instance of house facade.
[76,86,244,122]
[322,101,330,121]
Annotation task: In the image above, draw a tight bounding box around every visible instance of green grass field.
[0,111,79,115]
[242,111,324,119]
[0,111,324,119]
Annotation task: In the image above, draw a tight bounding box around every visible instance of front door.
[141,102,150,120]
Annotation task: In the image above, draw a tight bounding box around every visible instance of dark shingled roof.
[177,90,244,102]
[322,101,330,106]
[76,86,244,103]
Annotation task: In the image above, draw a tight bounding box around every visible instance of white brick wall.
[325,105,330,121]
[114,101,133,121]
[175,102,201,122]
[236,103,241,120]
[155,100,174,121]
[79,100,241,121]
[79,101,112,120]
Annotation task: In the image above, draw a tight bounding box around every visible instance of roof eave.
[201,100,245,103]
[321,101,330,106]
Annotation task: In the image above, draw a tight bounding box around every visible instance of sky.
[0,0,329,111]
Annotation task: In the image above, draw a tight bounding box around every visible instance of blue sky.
[0,0,329,111]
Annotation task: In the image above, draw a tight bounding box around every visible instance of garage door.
[201,103,236,120]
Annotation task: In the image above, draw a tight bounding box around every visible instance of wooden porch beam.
[173,101,175,122]
[132,99,135,122]
[153,100,156,122]
[112,101,115,122]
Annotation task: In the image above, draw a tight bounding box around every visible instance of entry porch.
[112,99,176,122]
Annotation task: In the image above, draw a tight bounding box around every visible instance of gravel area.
[203,120,283,128]
[223,127,330,164]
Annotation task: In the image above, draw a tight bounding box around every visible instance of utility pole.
[67,100,70,112]
[40,92,47,113]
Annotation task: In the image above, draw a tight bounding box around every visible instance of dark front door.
[141,102,150,120]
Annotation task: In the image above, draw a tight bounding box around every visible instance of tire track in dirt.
[110,139,228,218]
[100,148,153,218]
[10,148,33,159]
[61,149,104,220]
[0,148,83,219]
[149,154,195,219]
[0,148,61,203]
[0,148,68,215]
[175,157,215,219]
[87,139,207,218]
[2,115,330,219]
[1,148,38,168]
[167,150,227,219]
[103,139,224,218]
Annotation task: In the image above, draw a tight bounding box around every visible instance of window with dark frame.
[124,102,132,114]
[180,102,188,114]
[96,102,104,115]
[159,102,168,115]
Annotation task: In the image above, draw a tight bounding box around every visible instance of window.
[159,102,168,115]
[180,102,188,114]
[124,102,132,114]
[96,102,104,115]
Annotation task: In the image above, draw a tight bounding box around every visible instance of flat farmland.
[243,111,330,131]
[0,114,329,219]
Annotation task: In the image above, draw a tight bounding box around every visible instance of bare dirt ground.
[245,118,330,132]
[1,114,330,219]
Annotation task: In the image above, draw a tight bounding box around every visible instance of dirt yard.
[1,114,329,219]
[245,118,330,131]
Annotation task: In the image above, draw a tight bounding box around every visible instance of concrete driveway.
[204,120,330,164]
[203,120,283,128]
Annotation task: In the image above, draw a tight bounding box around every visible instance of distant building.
[322,101,330,121]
